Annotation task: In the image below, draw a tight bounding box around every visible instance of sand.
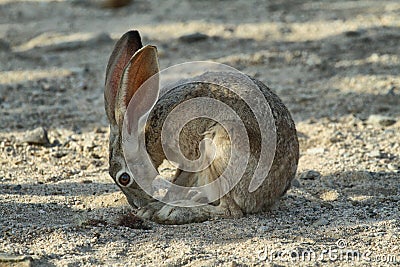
[0,0,399,266]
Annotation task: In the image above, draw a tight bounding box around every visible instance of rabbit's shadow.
[1,170,398,262]
[144,170,399,244]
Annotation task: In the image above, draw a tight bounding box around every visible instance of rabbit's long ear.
[115,45,160,133]
[104,30,143,125]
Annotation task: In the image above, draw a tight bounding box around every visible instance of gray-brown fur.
[105,31,299,224]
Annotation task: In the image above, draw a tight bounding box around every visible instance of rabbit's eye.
[118,172,131,186]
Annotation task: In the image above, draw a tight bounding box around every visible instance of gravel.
[0,0,399,266]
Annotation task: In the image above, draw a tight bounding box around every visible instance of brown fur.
[105,31,299,224]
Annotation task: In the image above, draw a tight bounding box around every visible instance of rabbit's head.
[104,30,159,207]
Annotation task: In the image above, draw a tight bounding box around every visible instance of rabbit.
[104,30,299,224]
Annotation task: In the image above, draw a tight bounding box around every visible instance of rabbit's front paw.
[153,203,211,224]
[136,201,164,220]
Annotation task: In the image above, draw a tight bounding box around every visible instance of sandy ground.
[0,0,399,266]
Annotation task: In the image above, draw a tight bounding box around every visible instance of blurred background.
[1,0,399,130]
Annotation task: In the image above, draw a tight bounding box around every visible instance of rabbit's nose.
[118,172,131,186]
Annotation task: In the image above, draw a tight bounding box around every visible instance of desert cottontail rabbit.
[104,30,299,224]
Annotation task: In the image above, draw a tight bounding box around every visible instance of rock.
[0,253,32,267]
[305,54,322,66]
[367,114,396,127]
[179,32,209,43]
[306,147,325,155]
[320,190,339,201]
[0,39,10,51]
[313,218,329,226]
[351,171,373,180]
[388,163,398,171]
[13,184,22,191]
[21,127,50,146]
[257,225,269,232]
[368,150,382,158]
[291,178,301,188]
[299,170,321,180]
[52,150,69,158]
[329,131,345,143]
[94,32,113,43]
[344,30,365,37]
[94,127,107,134]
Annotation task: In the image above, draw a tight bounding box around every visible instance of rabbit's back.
[145,72,262,165]
[145,71,299,212]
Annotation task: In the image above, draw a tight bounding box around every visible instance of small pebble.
[52,151,68,158]
[21,127,50,146]
[367,114,396,127]
[291,178,301,188]
[320,190,339,201]
[344,30,364,37]
[0,253,32,266]
[313,218,329,226]
[368,150,382,158]
[13,185,22,191]
[178,32,209,43]
[306,147,325,155]
[387,163,398,171]
[0,39,10,51]
[299,170,321,180]
[351,171,373,180]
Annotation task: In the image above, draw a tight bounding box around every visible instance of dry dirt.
[0,0,400,266]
